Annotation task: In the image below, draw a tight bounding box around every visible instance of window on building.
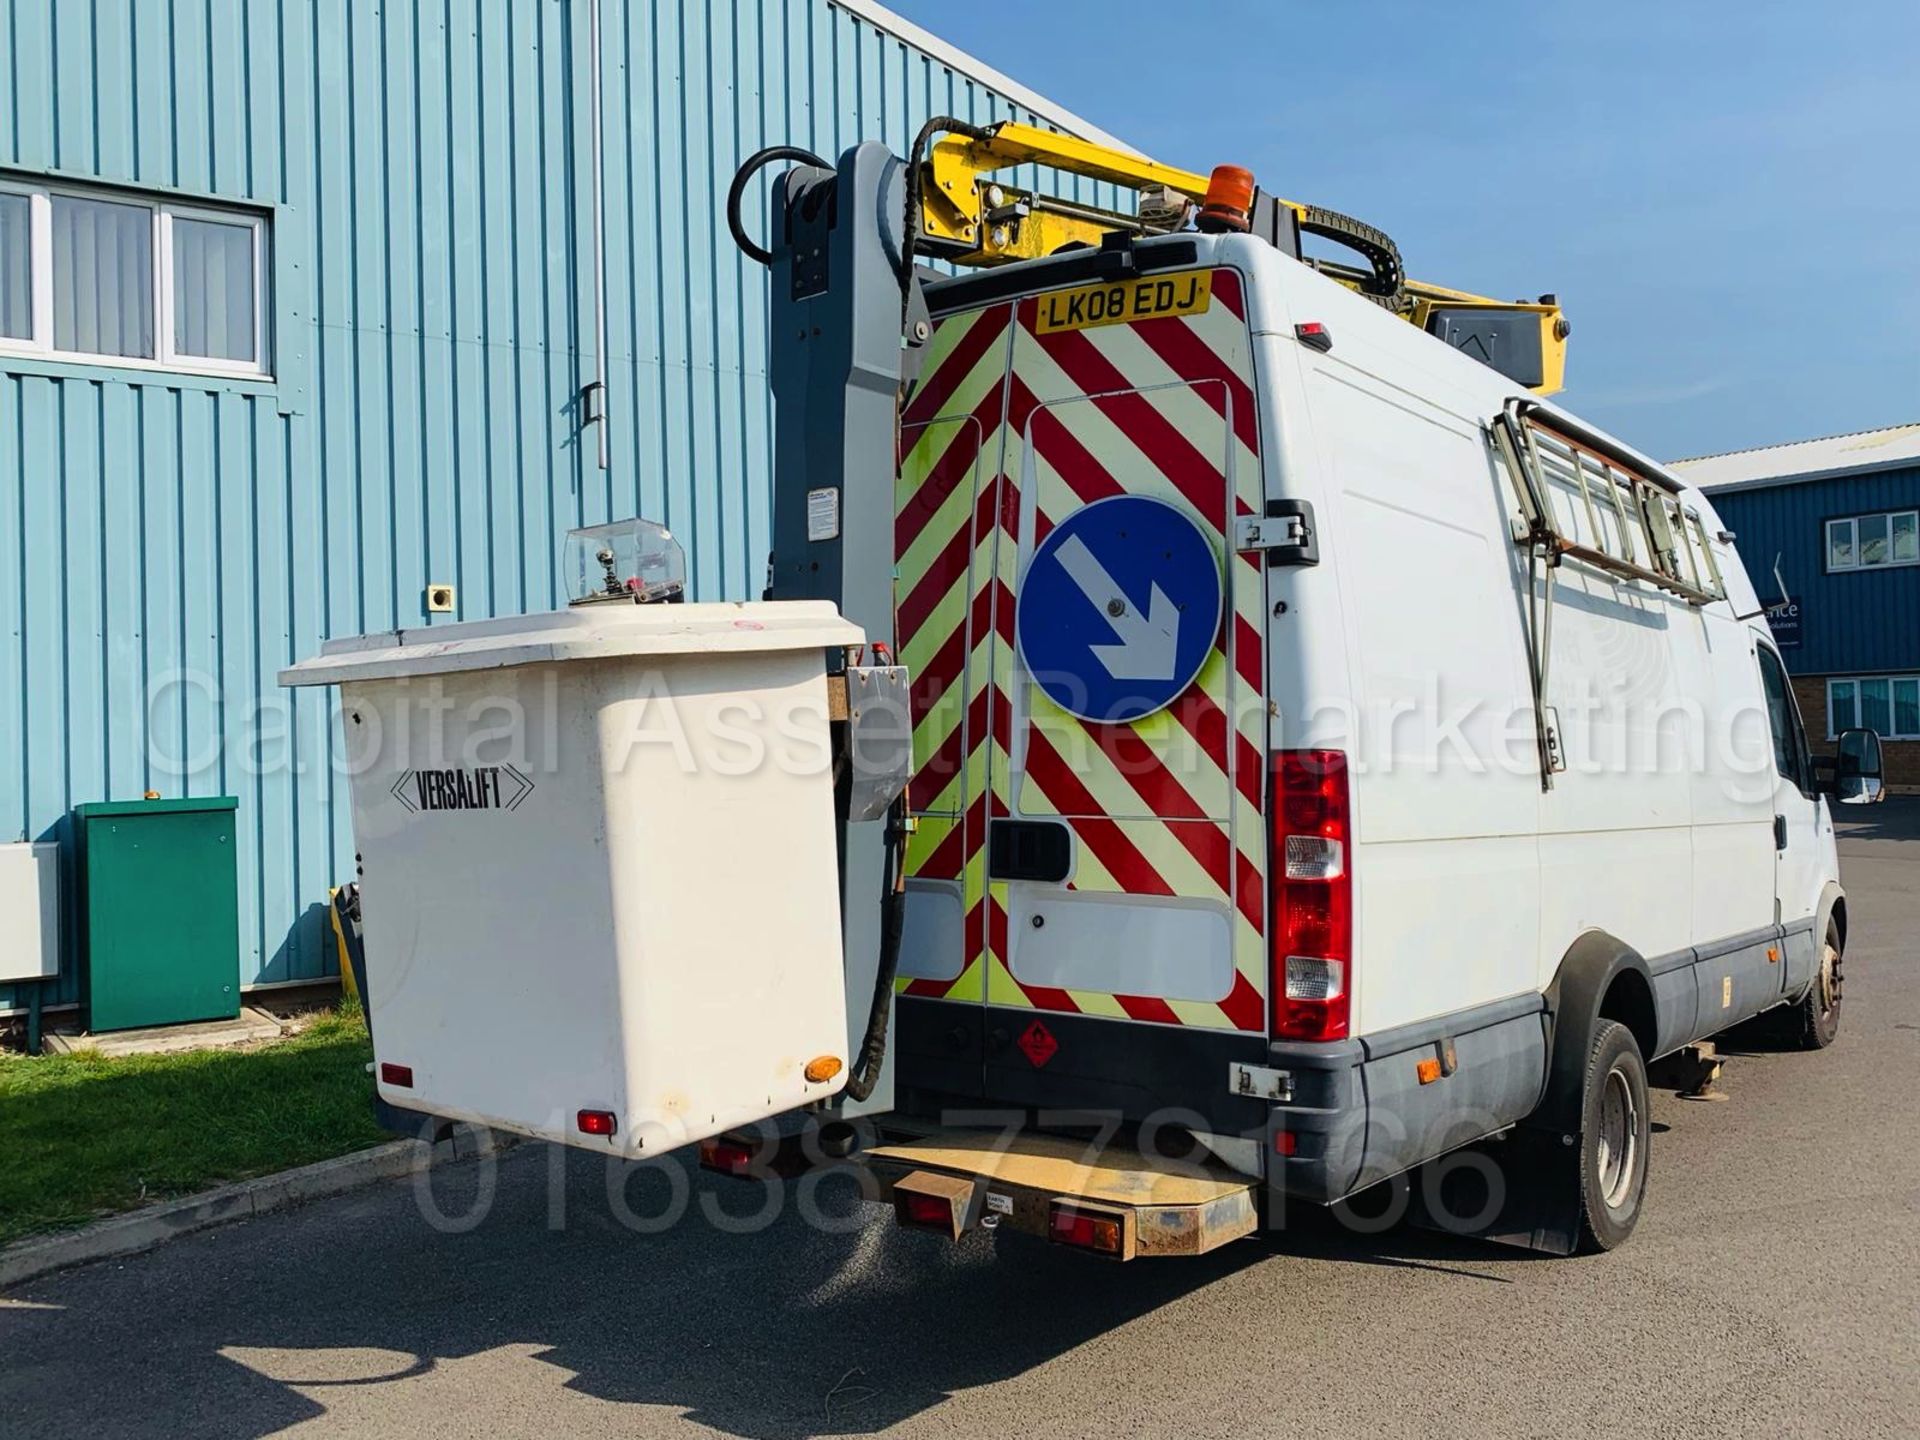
[1828,676,1920,740]
[1827,511,1919,571]
[0,178,268,376]
[0,191,30,340]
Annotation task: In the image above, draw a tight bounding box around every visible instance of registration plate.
[1033,270,1213,335]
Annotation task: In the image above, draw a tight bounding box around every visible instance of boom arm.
[912,120,1569,395]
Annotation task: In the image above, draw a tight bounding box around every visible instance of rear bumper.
[895,995,1270,1137]
[893,993,1550,1208]
[1267,994,1551,1204]
[1263,1037,1368,1205]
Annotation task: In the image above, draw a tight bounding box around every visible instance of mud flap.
[1403,1130,1581,1256]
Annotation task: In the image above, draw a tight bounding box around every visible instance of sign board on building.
[1765,596,1802,649]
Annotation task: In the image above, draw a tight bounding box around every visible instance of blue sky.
[886,0,1920,460]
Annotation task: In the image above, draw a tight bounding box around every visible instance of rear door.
[986,268,1270,1062]
[893,299,1016,1017]
[893,265,1270,1101]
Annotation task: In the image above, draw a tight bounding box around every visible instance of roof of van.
[1669,422,1920,494]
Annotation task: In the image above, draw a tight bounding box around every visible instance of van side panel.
[1290,335,1542,1038]
[1526,429,1774,989]
[1683,610,1778,948]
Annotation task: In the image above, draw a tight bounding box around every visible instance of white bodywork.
[0,842,59,982]
[1231,238,1839,1037]
[282,602,862,1156]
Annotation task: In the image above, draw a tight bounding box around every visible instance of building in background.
[0,0,1127,1022]
[1674,424,1920,791]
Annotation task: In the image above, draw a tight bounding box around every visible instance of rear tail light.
[378,1062,413,1087]
[900,1192,958,1231]
[1270,750,1352,1041]
[698,1136,757,1177]
[1048,1202,1125,1256]
[576,1109,617,1137]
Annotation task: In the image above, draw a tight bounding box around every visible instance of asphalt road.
[5,805,1917,1439]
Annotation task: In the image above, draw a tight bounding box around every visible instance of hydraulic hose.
[726,144,830,266]
[899,116,989,309]
[841,792,909,1103]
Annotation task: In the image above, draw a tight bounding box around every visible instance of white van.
[291,190,1883,1261]
[885,226,1882,1252]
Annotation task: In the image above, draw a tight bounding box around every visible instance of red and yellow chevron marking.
[894,270,1267,1032]
[896,300,1015,1004]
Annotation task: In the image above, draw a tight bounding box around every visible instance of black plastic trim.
[925,237,1201,315]
[1693,924,1782,964]
[895,995,1268,1133]
[987,819,1073,883]
[1358,991,1547,1063]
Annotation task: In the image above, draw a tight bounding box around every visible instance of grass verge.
[0,1007,386,1246]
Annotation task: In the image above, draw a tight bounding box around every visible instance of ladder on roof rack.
[1489,399,1729,790]
[1492,400,1726,607]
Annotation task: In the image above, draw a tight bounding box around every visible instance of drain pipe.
[587,0,610,471]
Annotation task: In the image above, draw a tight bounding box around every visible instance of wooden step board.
[864,1128,1260,1259]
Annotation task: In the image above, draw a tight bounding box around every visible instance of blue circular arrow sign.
[1015,494,1223,724]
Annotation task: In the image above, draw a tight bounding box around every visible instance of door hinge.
[1234,498,1319,567]
[1228,1062,1294,1103]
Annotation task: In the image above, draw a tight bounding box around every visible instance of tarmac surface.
[5,803,1917,1438]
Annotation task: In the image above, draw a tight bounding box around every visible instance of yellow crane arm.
[912,120,1567,396]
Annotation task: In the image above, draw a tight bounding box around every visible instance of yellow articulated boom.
[912,119,1568,396]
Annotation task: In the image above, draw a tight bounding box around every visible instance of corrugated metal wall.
[0,0,1122,1013]
[1709,467,1920,678]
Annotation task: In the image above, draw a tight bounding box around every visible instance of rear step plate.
[864,1129,1258,1258]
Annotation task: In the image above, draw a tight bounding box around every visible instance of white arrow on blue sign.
[1014,494,1223,724]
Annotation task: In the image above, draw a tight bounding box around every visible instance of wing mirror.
[1822,727,1885,805]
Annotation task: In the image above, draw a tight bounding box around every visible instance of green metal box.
[75,798,241,1032]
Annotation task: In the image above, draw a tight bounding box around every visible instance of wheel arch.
[1822,883,1847,953]
[1530,930,1659,1137]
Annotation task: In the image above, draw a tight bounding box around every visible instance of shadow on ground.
[1833,794,1920,844]
[0,1141,1546,1438]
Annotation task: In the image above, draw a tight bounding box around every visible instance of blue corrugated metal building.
[0,0,1126,1017]
[1674,424,1920,789]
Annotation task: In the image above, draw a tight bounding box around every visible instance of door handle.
[1774,814,1787,850]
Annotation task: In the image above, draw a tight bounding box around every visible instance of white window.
[0,178,268,377]
[1828,676,1920,740]
[1827,510,1919,572]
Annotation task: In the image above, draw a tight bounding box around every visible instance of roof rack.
[1490,400,1728,790]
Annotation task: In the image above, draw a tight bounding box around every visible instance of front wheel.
[1574,1020,1651,1254]
[1792,921,1844,1050]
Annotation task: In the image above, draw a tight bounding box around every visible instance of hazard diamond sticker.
[1017,1020,1058,1068]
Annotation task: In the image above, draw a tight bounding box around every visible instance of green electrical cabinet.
[75,797,241,1032]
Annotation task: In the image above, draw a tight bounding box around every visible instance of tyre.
[1574,1020,1651,1254]
[1791,920,1844,1050]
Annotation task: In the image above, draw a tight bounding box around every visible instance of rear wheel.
[1574,1020,1650,1254]
[1792,921,1844,1050]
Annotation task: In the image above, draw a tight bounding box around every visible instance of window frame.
[1756,644,1813,796]
[1826,674,1920,741]
[0,176,270,380]
[1826,509,1920,573]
